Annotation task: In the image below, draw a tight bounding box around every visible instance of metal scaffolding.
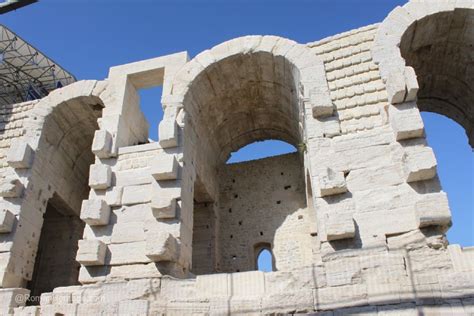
[0,24,76,106]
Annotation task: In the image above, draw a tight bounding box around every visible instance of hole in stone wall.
[256,248,274,272]
[421,112,473,246]
[276,200,281,205]
[138,85,163,142]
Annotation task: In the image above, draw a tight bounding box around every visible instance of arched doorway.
[18,87,104,300]
[177,38,320,275]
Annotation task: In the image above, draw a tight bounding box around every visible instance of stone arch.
[2,80,105,293]
[372,0,474,147]
[166,36,329,273]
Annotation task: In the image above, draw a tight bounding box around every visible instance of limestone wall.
[0,0,473,314]
[215,153,311,273]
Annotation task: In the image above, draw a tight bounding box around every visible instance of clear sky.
[2,0,472,257]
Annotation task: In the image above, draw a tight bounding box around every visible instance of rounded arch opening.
[183,38,314,275]
[255,243,275,272]
[399,8,474,148]
[25,95,103,300]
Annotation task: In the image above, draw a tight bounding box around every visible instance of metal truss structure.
[0,24,76,106]
[0,0,37,14]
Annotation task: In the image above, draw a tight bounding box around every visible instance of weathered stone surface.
[403,145,437,182]
[76,240,107,266]
[89,164,112,190]
[91,130,113,158]
[389,102,424,141]
[151,194,177,219]
[0,209,15,233]
[80,199,111,226]
[0,4,471,315]
[145,231,179,262]
[326,212,355,241]
[316,168,347,197]
[7,142,34,169]
[415,192,452,228]
[150,154,179,181]
[0,178,23,198]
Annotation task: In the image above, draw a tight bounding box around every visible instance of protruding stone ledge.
[326,212,355,241]
[158,120,178,149]
[386,70,406,104]
[0,209,15,233]
[7,142,34,169]
[151,194,178,219]
[80,199,111,226]
[416,192,451,228]
[91,130,113,158]
[0,178,24,198]
[145,231,179,262]
[76,239,107,266]
[389,101,424,141]
[151,155,179,181]
[316,168,347,197]
[89,164,112,190]
[403,146,437,182]
[310,90,334,118]
[404,66,419,101]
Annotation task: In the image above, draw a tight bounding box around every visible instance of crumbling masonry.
[0,1,474,314]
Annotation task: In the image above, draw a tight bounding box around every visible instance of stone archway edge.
[371,0,474,104]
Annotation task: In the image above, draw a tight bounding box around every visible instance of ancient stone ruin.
[0,0,473,314]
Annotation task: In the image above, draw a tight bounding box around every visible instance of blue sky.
[2,0,472,256]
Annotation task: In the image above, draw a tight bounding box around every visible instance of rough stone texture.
[0,209,15,233]
[76,240,107,266]
[0,1,473,314]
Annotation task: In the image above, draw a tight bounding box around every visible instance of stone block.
[0,209,15,233]
[121,184,152,205]
[105,187,123,206]
[316,168,347,197]
[151,189,180,219]
[231,271,265,297]
[80,199,111,226]
[118,300,149,316]
[91,130,113,158]
[76,239,107,266]
[311,91,334,118]
[404,66,419,101]
[389,102,424,141]
[326,212,355,241]
[88,164,112,190]
[386,70,406,104]
[448,244,474,273]
[7,142,34,169]
[158,120,178,148]
[196,273,230,297]
[0,178,23,198]
[151,154,179,180]
[13,305,40,316]
[145,231,179,262]
[415,192,451,228]
[403,146,437,182]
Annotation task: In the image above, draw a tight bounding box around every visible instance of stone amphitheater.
[0,0,473,315]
